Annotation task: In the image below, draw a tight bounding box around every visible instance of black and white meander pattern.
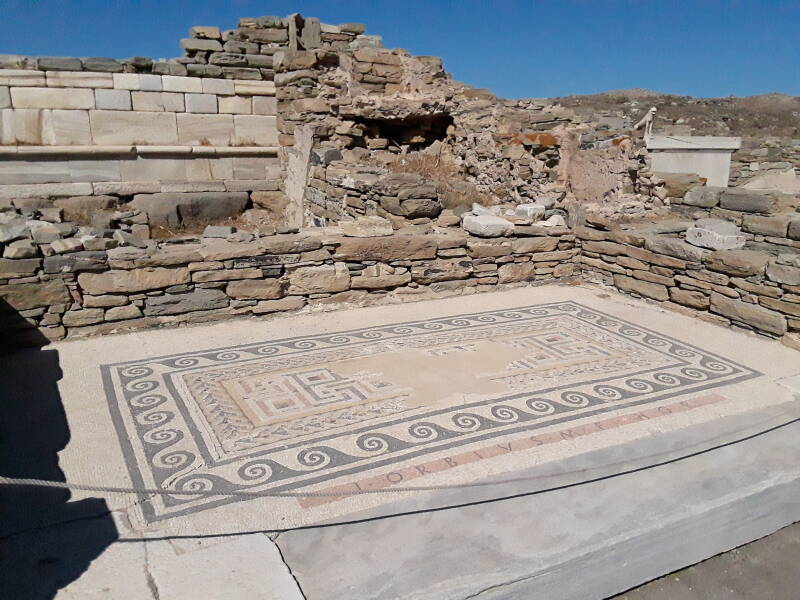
[101,302,760,522]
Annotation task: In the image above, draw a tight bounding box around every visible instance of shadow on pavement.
[1,300,118,599]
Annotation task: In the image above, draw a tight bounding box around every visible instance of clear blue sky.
[1,0,798,98]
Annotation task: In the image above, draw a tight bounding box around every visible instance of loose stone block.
[180,38,223,52]
[90,110,178,145]
[81,57,124,72]
[201,78,234,95]
[94,88,131,110]
[613,274,669,301]
[233,115,277,145]
[38,56,82,71]
[131,91,184,112]
[0,257,41,274]
[177,113,234,145]
[288,263,350,294]
[760,297,800,318]
[144,288,229,315]
[685,218,746,250]
[191,26,222,40]
[83,294,128,308]
[710,292,787,335]
[46,71,113,88]
[227,278,286,299]
[11,87,95,109]
[681,186,723,208]
[78,267,190,294]
[462,215,514,238]
[41,109,92,145]
[162,75,203,93]
[704,250,771,277]
[512,237,560,253]
[185,93,218,114]
[218,96,252,114]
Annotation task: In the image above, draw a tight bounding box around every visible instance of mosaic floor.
[101,301,760,522]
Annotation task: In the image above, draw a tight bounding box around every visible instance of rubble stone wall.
[577,189,800,349]
[0,226,578,342]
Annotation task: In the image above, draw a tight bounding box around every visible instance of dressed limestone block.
[177,114,234,145]
[11,87,95,110]
[162,75,203,93]
[201,78,234,95]
[0,86,9,108]
[139,74,163,91]
[1,108,43,144]
[41,109,92,145]
[131,91,184,112]
[94,89,132,110]
[46,71,113,88]
[119,157,187,182]
[218,96,252,114]
[252,96,277,115]
[185,93,218,114]
[0,69,46,86]
[685,218,746,250]
[0,159,69,184]
[232,80,276,95]
[112,73,141,90]
[233,115,277,145]
[90,110,178,145]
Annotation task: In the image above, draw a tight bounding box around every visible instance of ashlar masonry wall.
[0,70,279,201]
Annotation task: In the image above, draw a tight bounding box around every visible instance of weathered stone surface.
[3,239,37,259]
[260,234,321,255]
[89,110,178,145]
[466,240,511,258]
[498,262,536,283]
[0,257,41,274]
[411,259,472,284]
[710,292,787,335]
[760,297,800,318]
[644,236,706,262]
[78,267,190,294]
[511,237,560,253]
[788,219,800,241]
[339,216,393,238]
[351,266,411,289]
[11,87,95,109]
[718,189,776,213]
[50,238,84,254]
[741,214,791,237]
[685,219,746,250]
[669,287,710,310]
[462,215,514,238]
[515,204,545,220]
[130,192,248,227]
[0,280,70,311]
[251,296,306,314]
[654,172,705,198]
[134,245,203,267]
[144,288,228,315]
[43,252,107,274]
[683,187,727,208]
[0,217,30,243]
[333,235,437,261]
[192,267,261,282]
[288,263,350,294]
[104,304,143,321]
[83,294,128,308]
[613,274,669,301]
[62,308,105,327]
[704,250,771,277]
[227,278,286,299]
[766,262,800,286]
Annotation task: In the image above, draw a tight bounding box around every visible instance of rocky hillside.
[548,90,800,144]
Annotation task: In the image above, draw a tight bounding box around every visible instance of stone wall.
[0,224,577,342]
[577,188,800,350]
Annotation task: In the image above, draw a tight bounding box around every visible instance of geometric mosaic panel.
[101,302,760,522]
